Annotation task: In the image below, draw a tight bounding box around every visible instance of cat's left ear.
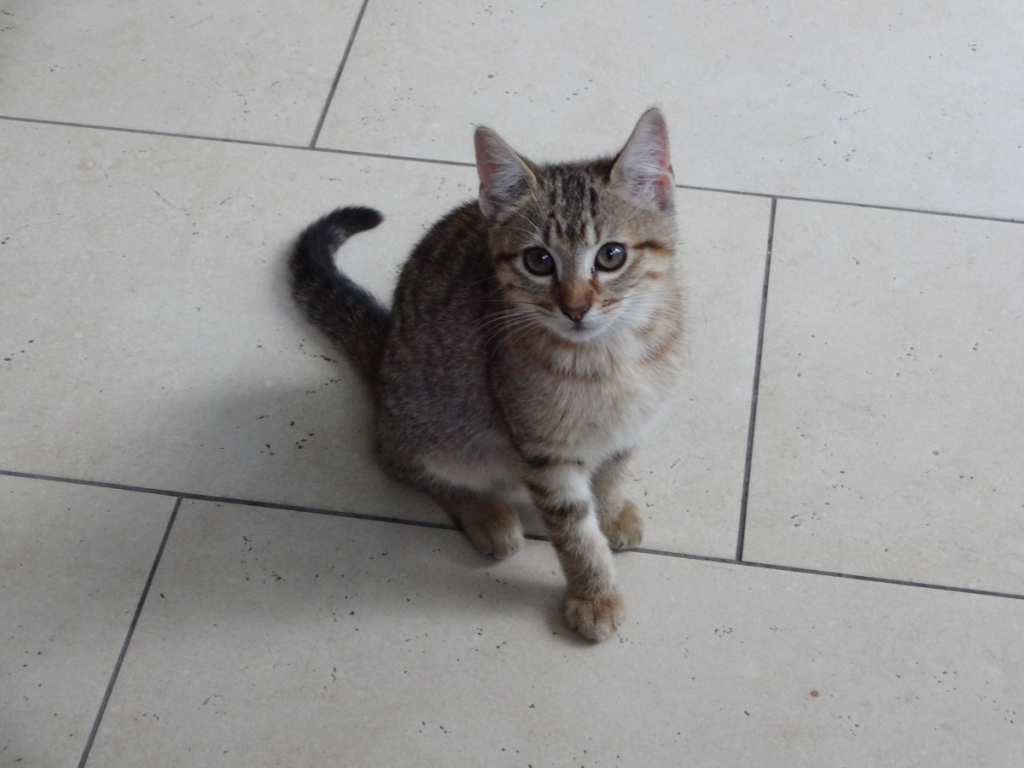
[475,127,537,220]
[610,108,675,211]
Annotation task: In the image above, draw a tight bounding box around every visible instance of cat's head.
[475,108,677,345]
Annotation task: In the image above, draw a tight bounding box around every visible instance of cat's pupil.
[523,247,555,276]
[595,243,627,272]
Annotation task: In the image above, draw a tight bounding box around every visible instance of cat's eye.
[595,242,627,272]
[523,247,555,276]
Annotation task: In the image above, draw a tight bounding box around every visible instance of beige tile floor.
[1,1,1022,765]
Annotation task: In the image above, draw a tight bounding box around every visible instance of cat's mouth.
[553,317,607,343]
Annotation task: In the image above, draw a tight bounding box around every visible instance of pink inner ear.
[475,128,529,218]
[476,146,503,186]
[615,111,674,208]
[651,171,674,206]
[626,148,673,206]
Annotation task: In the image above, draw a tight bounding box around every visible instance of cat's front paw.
[600,499,643,550]
[564,589,626,641]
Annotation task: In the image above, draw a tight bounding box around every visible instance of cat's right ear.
[475,127,536,220]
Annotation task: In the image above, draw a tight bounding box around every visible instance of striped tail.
[289,206,389,388]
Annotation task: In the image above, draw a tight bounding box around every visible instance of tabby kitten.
[291,109,683,641]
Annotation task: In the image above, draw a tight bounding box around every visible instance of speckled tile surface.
[0,0,364,145]
[2,1,1023,765]
[744,201,1024,593]
[87,500,1024,767]
[318,0,1024,220]
[0,475,175,767]
[0,119,463,523]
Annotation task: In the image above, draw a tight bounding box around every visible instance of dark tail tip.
[302,206,383,254]
[323,206,383,237]
[292,206,384,281]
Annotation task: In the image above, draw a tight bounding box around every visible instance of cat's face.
[476,109,677,346]
[489,173,676,344]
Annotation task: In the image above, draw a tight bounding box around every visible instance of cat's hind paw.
[460,507,524,561]
[564,589,626,641]
[600,499,644,550]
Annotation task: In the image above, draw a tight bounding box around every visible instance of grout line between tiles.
[78,497,182,768]
[0,114,477,167]
[1,114,1021,224]
[633,547,1024,602]
[0,114,306,149]
[4,468,1023,604]
[674,183,1024,225]
[0,468,460,532]
[313,144,475,168]
[309,0,370,148]
[736,197,777,562]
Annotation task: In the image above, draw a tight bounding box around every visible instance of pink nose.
[561,304,590,323]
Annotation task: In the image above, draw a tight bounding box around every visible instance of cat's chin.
[548,321,612,345]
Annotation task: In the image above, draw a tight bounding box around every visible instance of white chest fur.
[501,325,682,466]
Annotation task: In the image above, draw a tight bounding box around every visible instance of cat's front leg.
[592,451,644,550]
[525,458,625,641]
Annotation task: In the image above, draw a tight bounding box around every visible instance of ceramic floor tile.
[319,1,1024,220]
[0,119,764,558]
[0,474,175,767]
[3,0,1021,765]
[626,190,769,558]
[0,119,470,524]
[745,201,1024,593]
[0,0,363,145]
[87,499,1024,767]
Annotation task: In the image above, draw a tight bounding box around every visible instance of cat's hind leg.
[398,449,525,560]
[431,485,524,561]
[592,451,644,550]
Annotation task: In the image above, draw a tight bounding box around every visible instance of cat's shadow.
[151,249,584,644]
[180,373,548,537]
[172,377,584,643]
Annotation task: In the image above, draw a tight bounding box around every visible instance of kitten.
[290,109,683,641]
